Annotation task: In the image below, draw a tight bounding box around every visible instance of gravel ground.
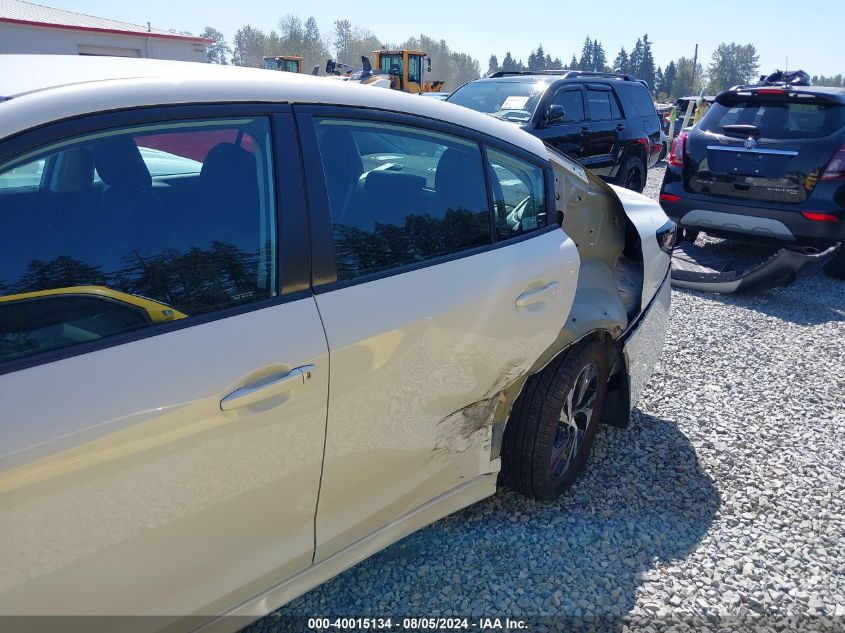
[248,163,845,632]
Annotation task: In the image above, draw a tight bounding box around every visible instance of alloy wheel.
[550,362,599,478]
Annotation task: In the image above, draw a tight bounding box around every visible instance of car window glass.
[552,90,585,122]
[447,80,550,122]
[587,89,613,120]
[314,118,492,280]
[609,91,622,118]
[487,149,547,240]
[619,84,656,116]
[0,117,276,363]
[408,56,421,84]
[701,101,845,139]
[0,157,46,190]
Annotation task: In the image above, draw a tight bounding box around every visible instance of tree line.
[199,17,480,90]
[487,35,765,101]
[199,20,838,99]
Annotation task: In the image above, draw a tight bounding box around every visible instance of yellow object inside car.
[0,285,187,322]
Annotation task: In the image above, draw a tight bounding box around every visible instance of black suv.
[447,70,662,193]
[660,71,845,277]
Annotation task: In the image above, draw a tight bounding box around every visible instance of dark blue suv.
[660,72,845,277]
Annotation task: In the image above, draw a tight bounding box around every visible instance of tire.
[658,141,668,162]
[823,246,845,279]
[613,154,647,193]
[502,340,610,500]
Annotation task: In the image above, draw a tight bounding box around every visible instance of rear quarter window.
[618,84,657,117]
[701,99,845,139]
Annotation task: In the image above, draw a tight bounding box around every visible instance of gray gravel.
[248,163,845,631]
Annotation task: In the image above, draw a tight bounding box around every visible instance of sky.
[41,0,845,78]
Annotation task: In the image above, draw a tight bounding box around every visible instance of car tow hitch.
[671,241,840,294]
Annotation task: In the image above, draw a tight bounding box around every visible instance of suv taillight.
[821,145,845,181]
[668,132,687,167]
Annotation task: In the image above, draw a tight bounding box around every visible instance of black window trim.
[0,102,311,376]
[293,104,556,293]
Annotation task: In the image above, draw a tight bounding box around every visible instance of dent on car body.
[671,241,841,293]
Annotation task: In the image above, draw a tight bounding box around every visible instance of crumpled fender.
[671,241,840,293]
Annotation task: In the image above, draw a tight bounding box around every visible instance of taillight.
[755,88,785,95]
[668,132,687,167]
[801,211,840,222]
[660,193,681,203]
[821,145,845,181]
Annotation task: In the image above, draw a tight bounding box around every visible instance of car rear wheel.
[823,247,845,279]
[613,154,646,193]
[502,340,610,500]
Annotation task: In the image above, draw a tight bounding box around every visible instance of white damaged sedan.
[0,55,672,629]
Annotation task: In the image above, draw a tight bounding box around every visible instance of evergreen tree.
[629,38,643,77]
[553,57,562,69]
[664,61,677,97]
[613,47,628,74]
[639,34,656,90]
[569,53,578,70]
[578,37,592,72]
[487,54,499,76]
[536,44,546,70]
[655,66,665,96]
[591,39,606,72]
[502,51,517,72]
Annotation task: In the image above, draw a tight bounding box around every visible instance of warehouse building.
[0,0,208,62]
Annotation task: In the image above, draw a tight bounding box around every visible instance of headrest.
[318,127,363,180]
[200,143,256,184]
[435,148,468,193]
[91,137,152,191]
[363,171,425,197]
[761,106,789,128]
[52,147,93,193]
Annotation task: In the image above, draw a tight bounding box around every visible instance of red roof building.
[0,0,209,61]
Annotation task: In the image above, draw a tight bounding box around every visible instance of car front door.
[0,108,327,620]
[582,84,626,176]
[532,86,587,162]
[295,108,580,560]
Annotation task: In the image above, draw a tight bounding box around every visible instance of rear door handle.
[580,127,590,136]
[516,282,559,307]
[220,365,315,411]
[615,123,626,131]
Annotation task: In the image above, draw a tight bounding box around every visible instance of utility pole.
[691,43,698,94]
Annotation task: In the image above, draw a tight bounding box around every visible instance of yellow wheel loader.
[262,55,320,75]
[325,49,445,94]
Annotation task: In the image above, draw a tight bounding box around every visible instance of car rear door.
[582,84,626,176]
[688,92,845,204]
[294,107,580,560]
[532,86,587,161]
[0,107,327,620]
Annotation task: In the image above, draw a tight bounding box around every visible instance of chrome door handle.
[220,365,315,411]
[516,282,559,307]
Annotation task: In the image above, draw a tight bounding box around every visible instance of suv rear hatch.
[686,89,845,204]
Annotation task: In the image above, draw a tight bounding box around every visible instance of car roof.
[0,55,549,159]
